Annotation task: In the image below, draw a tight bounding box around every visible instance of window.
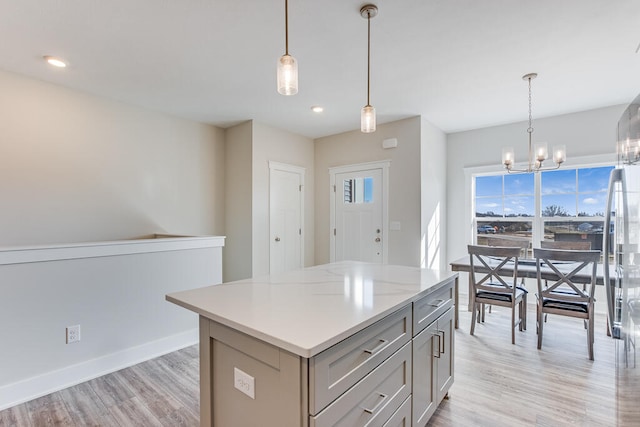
[474,165,614,255]
[475,174,534,247]
[540,166,613,251]
[343,177,374,204]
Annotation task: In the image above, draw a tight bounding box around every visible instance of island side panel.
[199,315,212,427]
[204,319,305,427]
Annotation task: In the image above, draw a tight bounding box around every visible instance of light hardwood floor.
[1,301,639,426]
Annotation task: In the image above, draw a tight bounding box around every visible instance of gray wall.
[0,69,225,246]
[314,117,447,268]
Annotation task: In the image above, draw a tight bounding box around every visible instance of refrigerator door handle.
[604,168,624,337]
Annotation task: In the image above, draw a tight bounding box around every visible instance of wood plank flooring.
[1,300,639,426]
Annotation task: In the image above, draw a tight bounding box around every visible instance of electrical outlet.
[233,367,255,399]
[66,325,81,344]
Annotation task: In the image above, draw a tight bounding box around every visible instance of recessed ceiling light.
[311,106,324,113]
[43,56,67,68]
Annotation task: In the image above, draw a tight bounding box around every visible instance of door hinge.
[299,228,302,235]
[299,184,302,192]
[333,185,336,192]
[333,228,336,236]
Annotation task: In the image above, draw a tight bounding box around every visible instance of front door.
[334,167,384,263]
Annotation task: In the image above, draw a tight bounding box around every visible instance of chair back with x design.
[535,248,599,304]
[533,248,601,359]
[468,245,520,298]
[467,245,526,344]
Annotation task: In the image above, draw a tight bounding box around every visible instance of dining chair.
[533,248,600,360]
[484,237,530,321]
[468,245,527,344]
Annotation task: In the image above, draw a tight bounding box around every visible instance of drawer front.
[413,280,453,336]
[310,305,412,414]
[310,342,412,427]
[381,395,411,427]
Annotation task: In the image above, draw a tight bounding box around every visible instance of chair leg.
[537,305,544,350]
[470,301,477,336]
[588,313,595,361]
[522,294,527,330]
[518,301,524,332]
[511,305,516,344]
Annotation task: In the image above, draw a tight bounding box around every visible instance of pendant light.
[277,0,298,95]
[502,73,566,173]
[360,4,378,133]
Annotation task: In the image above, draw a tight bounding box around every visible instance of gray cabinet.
[198,277,455,427]
[412,294,454,426]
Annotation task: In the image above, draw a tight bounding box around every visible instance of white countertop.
[166,261,457,358]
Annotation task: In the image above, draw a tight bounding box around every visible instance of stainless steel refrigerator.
[604,93,640,367]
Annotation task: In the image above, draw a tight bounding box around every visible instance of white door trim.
[329,160,390,263]
[269,161,305,270]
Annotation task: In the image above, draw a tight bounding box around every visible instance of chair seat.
[477,287,526,303]
[541,297,588,313]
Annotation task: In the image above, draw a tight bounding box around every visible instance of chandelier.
[502,73,566,173]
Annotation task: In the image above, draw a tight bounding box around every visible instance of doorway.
[330,161,389,263]
[269,161,305,274]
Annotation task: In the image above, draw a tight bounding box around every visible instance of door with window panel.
[335,169,383,263]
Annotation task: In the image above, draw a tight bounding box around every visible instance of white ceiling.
[0,0,638,139]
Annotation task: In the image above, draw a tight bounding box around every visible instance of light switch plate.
[234,367,255,399]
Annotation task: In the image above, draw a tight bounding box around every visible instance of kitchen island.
[167,261,457,427]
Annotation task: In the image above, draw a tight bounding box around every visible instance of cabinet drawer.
[310,305,412,415]
[413,281,453,336]
[310,342,412,427]
[382,395,411,427]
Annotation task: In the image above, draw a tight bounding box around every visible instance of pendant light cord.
[366,11,371,106]
[285,0,289,55]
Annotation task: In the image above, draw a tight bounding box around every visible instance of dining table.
[449,255,614,312]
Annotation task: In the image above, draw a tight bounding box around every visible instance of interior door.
[270,166,303,274]
[335,168,383,263]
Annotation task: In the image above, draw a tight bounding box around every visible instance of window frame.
[465,153,616,251]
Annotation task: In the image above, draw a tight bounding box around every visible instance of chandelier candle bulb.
[535,142,548,162]
[553,145,566,164]
[502,147,515,167]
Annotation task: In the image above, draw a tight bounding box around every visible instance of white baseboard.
[0,329,198,411]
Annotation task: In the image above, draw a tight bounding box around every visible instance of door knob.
[375,237,381,242]
[275,237,281,242]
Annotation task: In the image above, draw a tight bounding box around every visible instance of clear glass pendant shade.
[277,54,298,96]
[361,105,376,133]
